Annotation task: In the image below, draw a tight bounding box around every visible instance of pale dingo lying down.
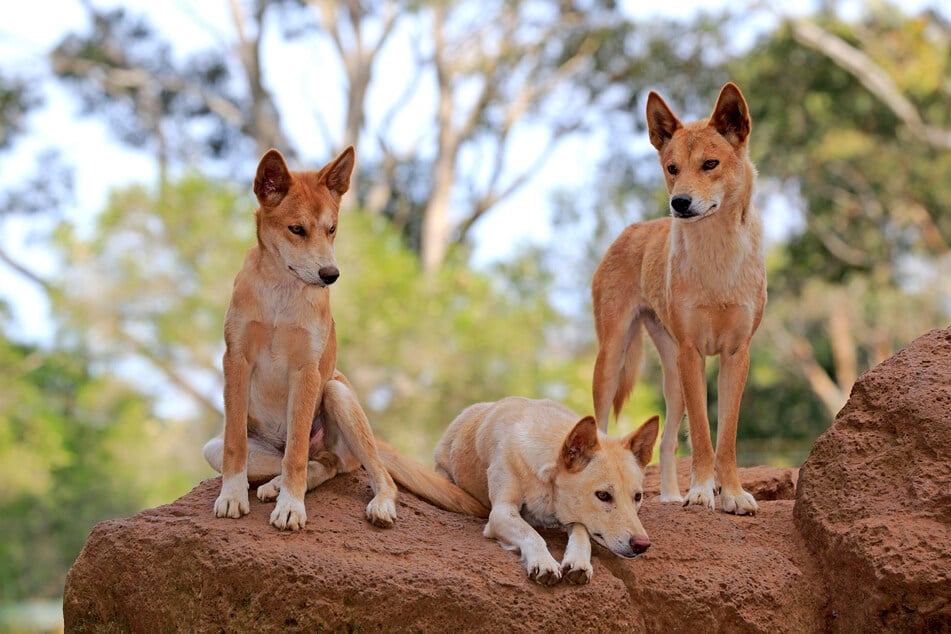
[434,397,658,585]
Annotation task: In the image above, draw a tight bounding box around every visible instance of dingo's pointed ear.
[254,149,292,207]
[561,416,600,473]
[646,91,682,152]
[710,82,751,148]
[625,415,659,470]
[321,146,355,200]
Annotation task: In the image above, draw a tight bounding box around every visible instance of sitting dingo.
[204,147,487,531]
[434,397,658,585]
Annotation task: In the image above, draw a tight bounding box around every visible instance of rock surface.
[64,463,816,633]
[795,326,951,631]
[63,328,951,633]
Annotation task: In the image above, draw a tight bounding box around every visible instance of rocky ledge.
[64,328,951,632]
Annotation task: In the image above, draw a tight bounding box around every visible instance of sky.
[0,0,942,346]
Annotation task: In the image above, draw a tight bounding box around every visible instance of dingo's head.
[253,147,355,286]
[646,82,753,222]
[555,414,659,558]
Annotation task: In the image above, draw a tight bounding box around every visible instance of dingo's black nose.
[319,266,339,285]
[670,194,693,215]
[630,536,651,555]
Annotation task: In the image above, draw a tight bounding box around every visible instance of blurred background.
[1,0,949,629]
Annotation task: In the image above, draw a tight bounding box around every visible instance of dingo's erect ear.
[321,146,355,200]
[624,415,659,470]
[646,91,683,152]
[561,416,600,473]
[254,149,292,207]
[709,82,751,148]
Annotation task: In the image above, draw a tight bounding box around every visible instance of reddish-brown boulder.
[64,464,817,633]
[63,328,951,632]
[794,326,951,631]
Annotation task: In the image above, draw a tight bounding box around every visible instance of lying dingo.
[434,397,658,585]
[204,147,487,531]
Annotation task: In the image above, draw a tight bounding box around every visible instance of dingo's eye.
[595,491,612,502]
[702,159,719,170]
[634,493,643,503]
[289,225,305,236]
[666,164,678,175]
[328,225,336,235]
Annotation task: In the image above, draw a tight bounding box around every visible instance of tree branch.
[788,18,951,149]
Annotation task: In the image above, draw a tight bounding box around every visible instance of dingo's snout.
[630,535,650,555]
[670,194,695,218]
[319,265,339,285]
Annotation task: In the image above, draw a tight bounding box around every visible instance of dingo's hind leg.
[322,377,398,528]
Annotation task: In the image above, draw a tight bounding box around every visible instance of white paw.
[525,553,562,587]
[659,490,684,504]
[214,475,249,519]
[560,555,593,585]
[683,479,716,510]
[721,489,759,515]
[365,494,397,528]
[256,475,282,502]
[269,490,307,530]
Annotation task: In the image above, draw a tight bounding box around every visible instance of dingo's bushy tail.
[614,318,645,420]
[376,439,489,518]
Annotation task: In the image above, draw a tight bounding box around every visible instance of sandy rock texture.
[63,462,815,633]
[795,326,951,631]
[63,328,950,632]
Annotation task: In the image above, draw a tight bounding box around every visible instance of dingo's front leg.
[560,523,593,585]
[214,351,252,519]
[677,344,716,510]
[270,363,321,531]
[485,502,561,586]
[716,346,758,515]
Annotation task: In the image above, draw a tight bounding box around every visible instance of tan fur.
[591,83,766,515]
[204,147,487,531]
[435,397,658,585]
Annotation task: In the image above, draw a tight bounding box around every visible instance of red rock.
[794,326,951,631]
[63,328,951,632]
[65,470,818,633]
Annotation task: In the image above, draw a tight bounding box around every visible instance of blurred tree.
[50,176,252,423]
[0,313,198,602]
[736,4,951,416]
[49,0,637,272]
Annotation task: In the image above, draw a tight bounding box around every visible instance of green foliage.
[0,329,192,602]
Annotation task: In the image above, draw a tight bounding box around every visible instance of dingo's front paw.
[365,494,397,528]
[560,558,593,585]
[526,555,562,587]
[256,475,282,502]
[721,489,758,515]
[683,480,716,510]
[214,476,249,518]
[270,491,307,530]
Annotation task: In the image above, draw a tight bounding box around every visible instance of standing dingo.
[591,83,766,515]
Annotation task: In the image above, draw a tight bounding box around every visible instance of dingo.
[204,147,487,531]
[434,397,658,585]
[591,82,766,515]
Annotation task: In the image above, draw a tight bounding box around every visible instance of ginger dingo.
[204,147,487,531]
[434,397,658,585]
[591,82,766,515]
